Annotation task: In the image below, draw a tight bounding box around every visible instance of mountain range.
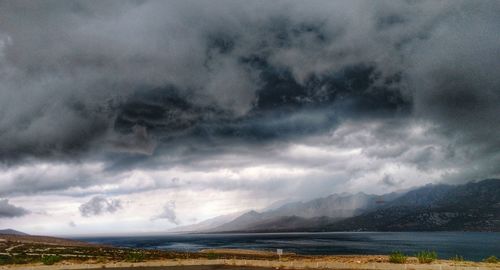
[182,179,500,232]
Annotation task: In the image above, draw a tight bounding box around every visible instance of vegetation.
[483,256,498,263]
[450,254,464,262]
[416,250,437,263]
[0,255,13,265]
[389,251,407,264]
[41,255,63,265]
[0,253,39,265]
[206,252,219,260]
[125,251,146,262]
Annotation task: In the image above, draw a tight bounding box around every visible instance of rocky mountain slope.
[211,191,403,232]
[210,179,500,232]
[326,179,500,231]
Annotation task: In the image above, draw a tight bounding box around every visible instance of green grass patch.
[125,251,145,262]
[41,255,63,265]
[416,250,437,263]
[389,251,407,264]
[0,255,13,265]
[483,256,498,263]
[206,252,219,260]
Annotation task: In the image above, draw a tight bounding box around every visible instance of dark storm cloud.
[0,199,29,218]
[79,196,122,217]
[0,0,498,186]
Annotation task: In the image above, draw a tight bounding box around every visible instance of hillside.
[210,192,403,232]
[325,179,500,231]
[0,229,28,236]
[0,233,100,247]
[211,179,500,232]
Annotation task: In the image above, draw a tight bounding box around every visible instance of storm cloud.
[0,199,29,218]
[79,196,122,217]
[0,0,499,234]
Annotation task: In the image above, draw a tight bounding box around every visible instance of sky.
[0,0,499,236]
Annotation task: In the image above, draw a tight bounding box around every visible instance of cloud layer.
[0,0,499,234]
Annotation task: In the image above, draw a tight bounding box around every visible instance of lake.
[76,232,500,262]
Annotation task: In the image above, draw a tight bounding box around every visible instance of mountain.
[210,179,500,232]
[325,179,500,231]
[173,199,297,233]
[211,210,268,232]
[210,191,403,232]
[168,212,243,232]
[269,192,403,218]
[0,229,28,235]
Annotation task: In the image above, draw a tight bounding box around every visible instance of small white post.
[277,249,283,261]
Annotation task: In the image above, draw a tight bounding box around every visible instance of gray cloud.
[155,201,179,225]
[0,0,498,198]
[108,125,158,155]
[0,199,29,218]
[79,196,122,217]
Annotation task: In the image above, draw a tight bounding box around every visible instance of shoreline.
[1,255,499,270]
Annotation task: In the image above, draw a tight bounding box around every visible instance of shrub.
[483,256,498,263]
[206,252,219,260]
[389,251,407,264]
[450,255,464,262]
[125,252,145,263]
[11,255,29,264]
[416,250,438,263]
[41,255,62,265]
[96,256,108,263]
[0,255,13,265]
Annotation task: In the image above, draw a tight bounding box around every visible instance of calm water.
[76,232,500,261]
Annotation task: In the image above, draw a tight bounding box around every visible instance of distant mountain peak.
[0,229,28,236]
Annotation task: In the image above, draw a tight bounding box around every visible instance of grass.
[389,251,407,264]
[0,255,13,265]
[483,256,498,263]
[41,255,63,265]
[450,254,464,262]
[206,252,219,260]
[125,251,146,262]
[416,250,437,263]
[0,253,37,265]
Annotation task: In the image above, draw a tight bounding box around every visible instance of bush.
[41,255,62,265]
[416,250,437,263]
[389,251,407,264]
[0,255,13,265]
[450,254,464,262]
[206,252,219,260]
[125,252,145,263]
[483,256,498,263]
[96,256,108,263]
[11,255,29,264]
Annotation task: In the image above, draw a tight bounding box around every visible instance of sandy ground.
[200,249,295,257]
[1,255,499,270]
